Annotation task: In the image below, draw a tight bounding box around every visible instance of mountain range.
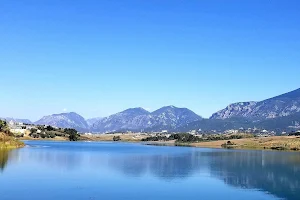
[2,88,300,134]
[211,88,300,120]
[91,106,202,133]
[27,106,201,133]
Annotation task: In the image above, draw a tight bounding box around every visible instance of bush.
[55,132,65,137]
[14,133,24,138]
[46,125,55,131]
[30,133,40,138]
[221,141,236,148]
[113,136,121,141]
[45,131,56,138]
[30,128,37,134]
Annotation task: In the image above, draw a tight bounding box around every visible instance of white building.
[10,129,26,134]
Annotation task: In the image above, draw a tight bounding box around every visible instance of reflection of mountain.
[109,150,300,199]
[0,150,9,171]
[108,152,207,180]
[3,143,300,200]
[7,148,85,170]
[208,151,300,200]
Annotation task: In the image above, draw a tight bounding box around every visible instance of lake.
[0,141,300,200]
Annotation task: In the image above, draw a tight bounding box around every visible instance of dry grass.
[82,133,148,142]
[0,132,25,149]
[21,135,68,141]
[189,136,300,151]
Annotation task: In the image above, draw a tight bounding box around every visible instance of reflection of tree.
[208,151,300,200]
[0,150,9,172]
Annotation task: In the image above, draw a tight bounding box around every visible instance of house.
[9,120,15,126]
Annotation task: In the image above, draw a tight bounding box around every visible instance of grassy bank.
[186,136,300,151]
[21,135,68,141]
[0,132,25,149]
[76,134,300,151]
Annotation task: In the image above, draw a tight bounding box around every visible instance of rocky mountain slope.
[35,112,89,132]
[179,112,300,133]
[86,117,103,126]
[211,88,300,120]
[91,108,151,133]
[91,106,202,133]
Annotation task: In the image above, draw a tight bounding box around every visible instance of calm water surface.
[0,141,300,200]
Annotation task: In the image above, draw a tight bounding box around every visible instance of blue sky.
[1,0,300,121]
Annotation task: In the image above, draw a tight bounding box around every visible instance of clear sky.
[1,0,300,121]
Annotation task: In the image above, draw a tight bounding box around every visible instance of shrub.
[65,128,80,141]
[113,136,121,141]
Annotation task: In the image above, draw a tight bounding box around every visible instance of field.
[81,133,148,142]
[80,134,300,151]
[188,136,300,151]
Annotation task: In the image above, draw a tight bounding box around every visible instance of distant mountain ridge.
[86,117,103,126]
[0,117,32,124]
[35,112,89,132]
[91,106,202,133]
[210,88,300,120]
[179,112,300,133]
[5,87,300,134]
[32,106,201,133]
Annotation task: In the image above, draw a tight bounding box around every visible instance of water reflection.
[208,151,300,200]
[1,143,300,200]
[109,152,207,180]
[0,150,9,171]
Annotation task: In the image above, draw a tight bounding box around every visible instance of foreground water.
[0,141,300,200]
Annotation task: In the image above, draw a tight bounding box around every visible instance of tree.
[46,125,54,131]
[0,120,11,135]
[0,120,7,132]
[65,128,80,141]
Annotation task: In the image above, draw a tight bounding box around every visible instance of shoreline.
[18,134,300,152]
[85,134,300,152]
